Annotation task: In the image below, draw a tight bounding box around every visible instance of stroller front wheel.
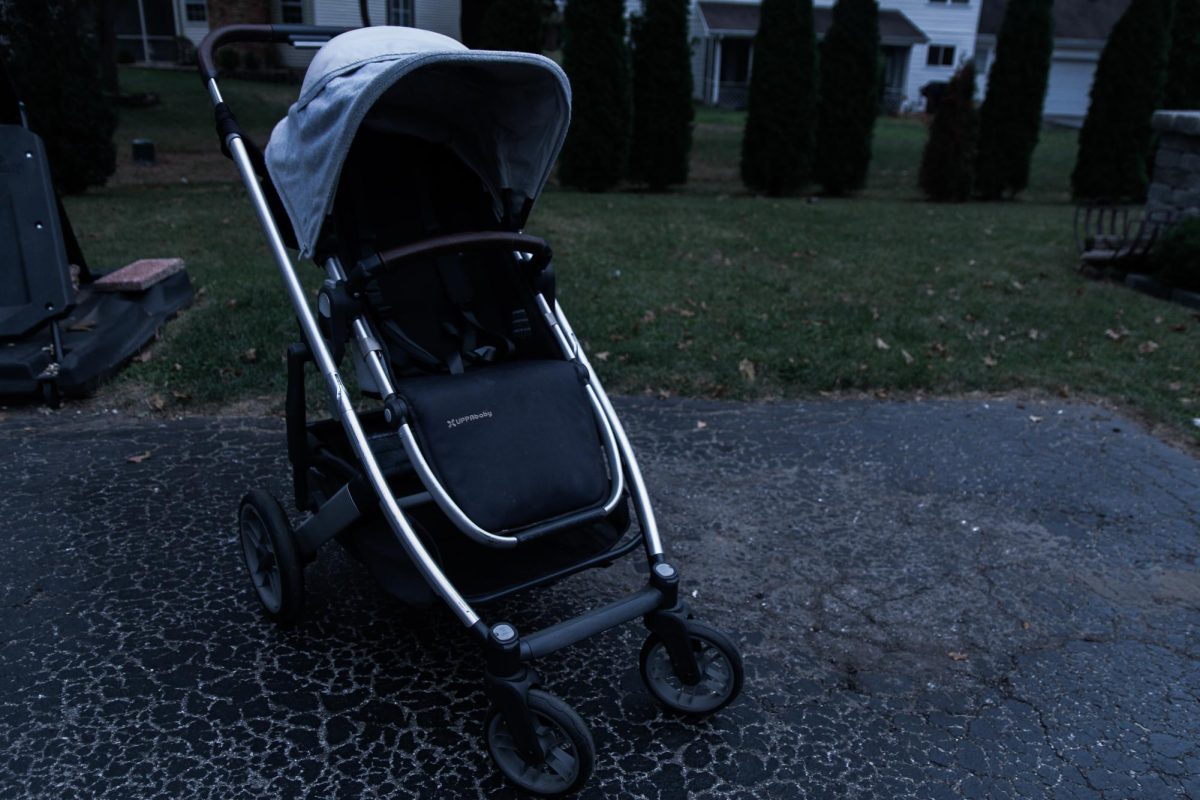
[238,490,305,625]
[485,689,594,797]
[639,621,744,716]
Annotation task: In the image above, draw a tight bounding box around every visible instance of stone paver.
[0,397,1197,798]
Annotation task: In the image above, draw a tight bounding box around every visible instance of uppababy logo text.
[446,411,493,429]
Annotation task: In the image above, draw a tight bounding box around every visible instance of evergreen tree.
[814,0,880,195]
[919,62,978,202]
[1164,0,1200,109]
[741,0,818,196]
[629,0,694,190]
[480,0,544,54]
[0,0,117,193]
[558,0,631,192]
[1071,0,1175,202]
[974,0,1055,199]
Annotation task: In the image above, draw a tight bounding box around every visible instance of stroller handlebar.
[198,24,352,82]
[351,232,554,289]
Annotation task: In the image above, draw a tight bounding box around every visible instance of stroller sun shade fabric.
[265,27,572,256]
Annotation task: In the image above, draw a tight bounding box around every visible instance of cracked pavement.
[0,397,1197,798]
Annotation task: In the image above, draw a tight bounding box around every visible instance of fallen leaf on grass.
[901,349,915,365]
[171,391,191,401]
[126,451,152,464]
[148,394,165,411]
[133,350,152,363]
[1029,415,1043,423]
[948,651,969,661]
[594,351,610,362]
[738,358,757,382]
[1011,280,1025,292]
[241,348,258,363]
[1027,328,1039,340]
[173,362,183,372]
[875,337,890,351]
[696,420,708,430]
[226,298,239,309]
[1169,382,1183,392]
[1138,341,1159,354]
[1105,328,1126,342]
[983,355,997,368]
[1056,385,1070,398]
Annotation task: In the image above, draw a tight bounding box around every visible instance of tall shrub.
[814,0,880,195]
[480,0,543,53]
[1071,0,1175,202]
[919,62,978,202]
[629,0,693,190]
[1164,0,1200,109]
[974,0,1055,199]
[0,0,116,193]
[741,0,818,196]
[559,0,631,192]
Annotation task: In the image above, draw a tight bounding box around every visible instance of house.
[114,1,461,66]
[690,0,977,112]
[974,0,1130,123]
[688,0,1132,121]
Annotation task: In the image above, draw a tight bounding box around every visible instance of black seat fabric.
[398,360,610,533]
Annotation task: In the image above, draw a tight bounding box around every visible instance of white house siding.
[861,0,982,109]
[1042,47,1100,121]
[689,0,981,111]
[414,0,461,39]
[174,0,211,47]
[689,0,710,101]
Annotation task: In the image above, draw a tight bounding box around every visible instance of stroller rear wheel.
[639,621,743,716]
[485,689,594,797]
[238,490,305,625]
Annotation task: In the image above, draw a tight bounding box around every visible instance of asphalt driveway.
[1,397,1197,798]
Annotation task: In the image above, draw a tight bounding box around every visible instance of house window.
[926,45,956,67]
[280,0,304,24]
[387,0,414,26]
[184,1,207,22]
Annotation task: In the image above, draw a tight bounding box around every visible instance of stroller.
[200,24,743,795]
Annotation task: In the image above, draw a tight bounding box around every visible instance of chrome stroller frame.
[200,25,742,796]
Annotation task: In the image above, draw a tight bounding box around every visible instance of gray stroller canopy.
[265,27,572,256]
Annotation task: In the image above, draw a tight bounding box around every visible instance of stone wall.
[1149,111,1200,219]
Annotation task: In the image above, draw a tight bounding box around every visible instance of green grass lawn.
[63,67,1200,444]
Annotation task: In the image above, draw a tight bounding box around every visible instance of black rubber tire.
[639,621,744,716]
[485,689,594,797]
[238,490,304,626]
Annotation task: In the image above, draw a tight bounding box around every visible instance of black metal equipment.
[0,61,193,401]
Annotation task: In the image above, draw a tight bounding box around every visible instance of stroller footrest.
[398,360,610,533]
[520,587,664,660]
[512,504,610,545]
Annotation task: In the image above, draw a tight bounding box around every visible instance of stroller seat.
[397,359,609,533]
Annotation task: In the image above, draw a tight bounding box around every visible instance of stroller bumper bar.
[351,232,553,290]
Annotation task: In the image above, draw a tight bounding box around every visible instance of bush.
[1071,0,1174,202]
[629,0,693,190]
[974,0,1055,199]
[1153,218,1200,292]
[1164,0,1200,109]
[558,0,631,192]
[814,0,880,196]
[0,0,116,194]
[480,0,544,54]
[740,0,818,196]
[918,62,978,202]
